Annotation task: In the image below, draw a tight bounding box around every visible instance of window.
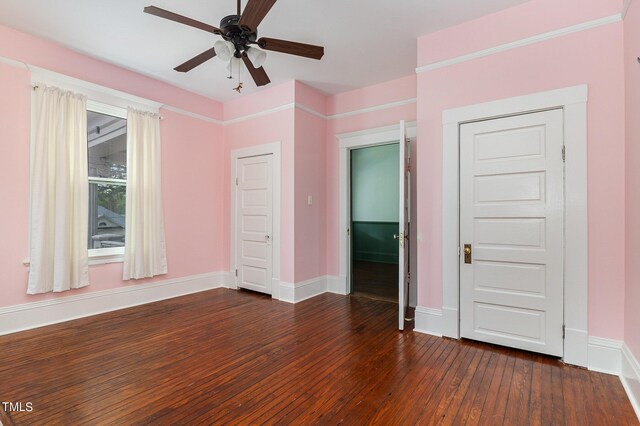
[29,68,162,265]
[87,103,127,258]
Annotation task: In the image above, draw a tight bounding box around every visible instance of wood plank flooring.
[353,260,398,302]
[0,289,637,425]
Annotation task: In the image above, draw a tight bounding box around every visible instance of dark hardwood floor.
[0,289,637,425]
[353,260,399,302]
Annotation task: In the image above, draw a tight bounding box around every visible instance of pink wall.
[0,26,225,308]
[416,1,626,339]
[294,83,327,282]
[224,108,296,283]
[325,76,418,286]
[625,0,640,359]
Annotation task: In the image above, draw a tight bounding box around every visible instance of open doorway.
[350,143,407,304]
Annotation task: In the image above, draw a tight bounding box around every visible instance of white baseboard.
[0,272,225,336]
[442,306,459,338]
[564,327,589,368]
[622,344,640,420]
[327,275,348,295]
[278,276,328,303]
[588,336,623,375]
[222,271,236,289]
[414,306,442,337]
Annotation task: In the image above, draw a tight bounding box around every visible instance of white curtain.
[28,86,89,294]
[123,108,168,280]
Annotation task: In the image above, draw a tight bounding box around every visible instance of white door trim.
[442,85,588,366]
[337,122,417,295]
[230,142,281,298]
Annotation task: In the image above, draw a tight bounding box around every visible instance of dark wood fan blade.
[258,37,324,60]
[174,48,216,72]
[144,6,220,34]
[242,53,271,86]
[238,0,277,32]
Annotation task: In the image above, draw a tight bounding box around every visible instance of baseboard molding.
[0,272,225,336]
[275,275,346,304]
[221,271,236,289]
[621,344,640,420]
[414,307,443,337]
[278,276,329,304]
[564,327,589,368]
[327,275,348,295]
[588,336,623,375]
[441,306,459,338]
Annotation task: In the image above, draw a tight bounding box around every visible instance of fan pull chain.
[233,60,243,93]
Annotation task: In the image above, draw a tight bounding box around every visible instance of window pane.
[88,111,127,180]
[88,182,126,249]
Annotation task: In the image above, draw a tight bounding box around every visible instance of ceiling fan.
[144,0,325,88]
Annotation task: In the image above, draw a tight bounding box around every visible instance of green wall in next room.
[351,143,399,264]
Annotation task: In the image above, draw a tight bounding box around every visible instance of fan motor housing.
[220,14,257,49]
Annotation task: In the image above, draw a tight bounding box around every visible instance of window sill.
[89,253,124,266]
[89,247,124,265]
[22,249,125,267]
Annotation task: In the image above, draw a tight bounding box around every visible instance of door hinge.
[562,325,565,339]
[562,146,566,162]
[458,246,461,256]
[235,177,238,186]
[235,269,238,277]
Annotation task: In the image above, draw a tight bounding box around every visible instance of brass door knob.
[463,244,472,264]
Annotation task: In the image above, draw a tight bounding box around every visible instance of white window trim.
[441,85,588,367]
[27,68,160,267]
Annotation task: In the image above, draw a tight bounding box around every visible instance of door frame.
[230,142,281,298]
[337,122,417,296]
[442,85,588,367]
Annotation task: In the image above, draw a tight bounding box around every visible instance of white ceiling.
[0,0,533,102]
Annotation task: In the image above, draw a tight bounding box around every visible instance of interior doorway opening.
[350,143,401,303]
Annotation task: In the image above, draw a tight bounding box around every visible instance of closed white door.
[236,154,273,295]
[460,109,564,356]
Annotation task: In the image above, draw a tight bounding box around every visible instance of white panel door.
[460,109,564,356]
[236,154,273,295]
[397,121,410,331]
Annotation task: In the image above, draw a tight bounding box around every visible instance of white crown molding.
[225,98,417,125]
[0,272,228,336]
[0,55,28,70]
[327,98,417,120]
[2,53,414,127]
[295,103,328,119]
[161,105,224,125]
[416,14,622,74]
[224,102,296,125]
[623,0,633,19]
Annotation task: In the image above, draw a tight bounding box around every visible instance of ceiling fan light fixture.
[246,47,267,68]
[214,40,235,61]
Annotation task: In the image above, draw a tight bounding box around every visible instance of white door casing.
[236,154,273,295]
[459,110,564,356]
[441,85,588,366]
[398,121,410,330]
[337,122,417,297]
